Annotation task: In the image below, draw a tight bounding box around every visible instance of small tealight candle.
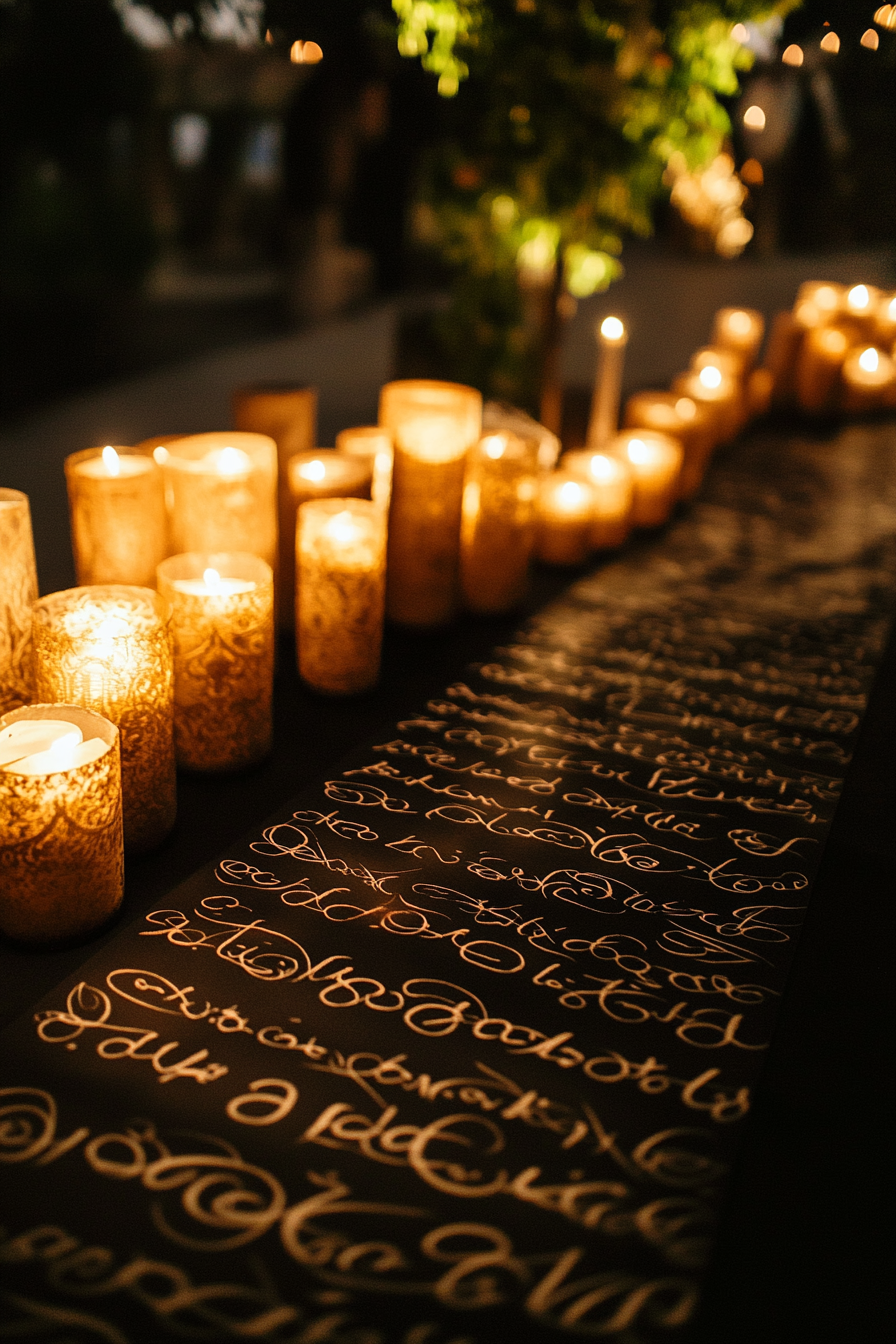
[608,431,683,528]
[0,488,38,714]
[460,432,539,614]
[795,326,850,414]
[840,346,896,413]
[159,432,278,575]
[672,365,741,444]
[157,553,274,772]
[65,445,168,588]
[561,450,634,548]
[296,500,387,694]
[379,379,482,628]
[623,391,716,499]
[336,426,394,509]
[586,316,628,450]
[843,284,881,337]
[0,704,123,942]
[712,308,765,369]
[232,385,318,625]
[534,475,595,566]
[32,586,176,854]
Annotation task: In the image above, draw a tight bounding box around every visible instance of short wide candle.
[65,445,168,587]
[840,346,896,413]
[157,553,275,772]
[0,704,123,942]
[32,586,176,854]
[297,500,387,694]
[561,450,634,549]
[608,431,683,528]
[460,431,539,614]
[534,475,595,566]
[623,391,716,500]
[160,432,278,573]
[0,488,38,714]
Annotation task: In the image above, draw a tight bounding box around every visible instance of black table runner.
[2,420,895,1344]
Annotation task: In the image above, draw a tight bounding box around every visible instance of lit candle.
[460,432,539,614]
[286,451,372,625]
[561,450,634,548]
[764,310,804,405]
[157,554,274,772]
[482,400,561,470]
[32,586,175,854]
[379,379,482,628]
[623,391,716,499]
[840,346,896,414]
[296,500,387,694]
[712,307,765,369]
[0,488,38,714]
[534,475,595,566]
[0,704,123,942]
[232,385,318,625]
[586,316,628,450]
[672,364,741,444]
[842,284,881,337]
[64,445,168,588]
[608,431,683,528]
[336,426,394,509]
[159,432,278,575]
[795,281,843,317]
[874,292,896,346]
[795,326,850,414]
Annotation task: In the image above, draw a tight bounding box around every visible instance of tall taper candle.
[586,316,628,450]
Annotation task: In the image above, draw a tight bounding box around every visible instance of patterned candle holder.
[297,500,387,695]
[65,445,168,587]
[0,489,38,714]
[0,704,123,942]
[286,451,372,628]
[460,432,539,613]
[159,432,278,573]
[32,586,176,854]
[157,553,274,772]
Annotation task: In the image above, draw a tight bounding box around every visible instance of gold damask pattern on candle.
[32,586,176,854]
[0,488,38,714]
[157,553,274,772]
[460,432,539,614]
[64,445,168,587]
[0,704,123,942]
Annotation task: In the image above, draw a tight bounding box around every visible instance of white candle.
[65,445,168,588]
[586,316,628,450]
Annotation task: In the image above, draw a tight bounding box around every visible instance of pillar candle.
[623,391,716,500]
[160,432,278,575]
[840,346,896,413]
[65,445,168,588]
[795,326,850,414]
[0,488,38,714]
[608,431,683,528]
[296,500,387,694]
[157,553,274,772]
[534,475,595,566]
[232,385,318,625]
[133,435,186,457]
[379,379,482,628]
[712,307,765,369]
[586,316,628,450]
[874,292,896,346]
[842,284,881,338]
[336,426,394,509]
[459,432,539,614]
[561,450,634,548]
[0,704,123,942]
[764,310,804,405]
[795,281,843,317]
[32,586,175,854]
[287,451,372,627]
[745,366,774,420]
[672,366,741,444]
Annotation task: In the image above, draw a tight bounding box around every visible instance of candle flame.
[600,316,625,342]
[291,39,323,64]
[847,284,870,312]
[558,480,583,506]
[743,105,766,131]
[482,435,507,460]
[45,730,82,771]
[782,43,804,66]
[699,365,723,389]
[675,397,697,420]
[588,454,616,482]
[626,439,651,465]
[727,310,752,336]
[328,510,359,544]
[859,348,880,373]
[888,297,896,320]
[299,458,327,482]
[215,446,252,477]
[203,567,222,591]
[102,445,121,476]
[152,445,169,464]
[814,285,839,312]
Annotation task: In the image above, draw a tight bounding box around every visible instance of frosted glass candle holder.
[608,431,683,528]
[157,553,274,772]
[562,450,634,549]
[0,704,123,942]
[460,431,539,614]
[297,500,387,695]
[0,488,38,714]
[65,445,168,587]
[32,586,176,854]
[379,379,482,628]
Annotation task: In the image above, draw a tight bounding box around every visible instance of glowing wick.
[299,459,327,483]
[847,284,870,312]
[626,439,650,465]
[203,568,222,591]
[153,445,169,464]
[102,445,121,477]
[600,316,625,342]
[858,348,880,374]
[215,446,251,477]
[699,365,723,390]
[743,105,766,131]
[558,481,584,507]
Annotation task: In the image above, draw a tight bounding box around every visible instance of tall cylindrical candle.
[711,307,765,369]
[65,445,168,588]
[608,431,683,528]
[0,488,38,714]
[623,392,716,500]
[0,704,123,942]
[840,346,896,413]
[534,475,594,566]
[336,426,394,509]
[379,379,482,628]
[586,316,628,450]
[160,432,278,574]
[296,500,387,695]
[32,586,175,854]
[460,432,539,614]
[671,367,741,444]
[561,450,634,549]
[157,553,274,772]
[232,385,318,625]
